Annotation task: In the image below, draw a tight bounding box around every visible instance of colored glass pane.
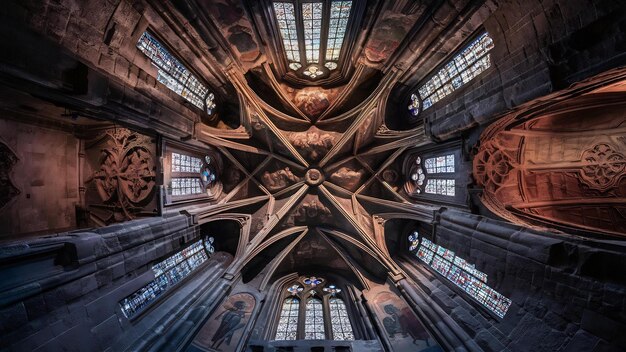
[273,2,301,63]
[302,2,323,63]
[304,298,325,339]
[424,179,455,196]
[119,240,209,318]
[326,1,352,61]
[329,298,354,340]
[275,298,300,340]
[417,32,494,110]
[137,32,214,111]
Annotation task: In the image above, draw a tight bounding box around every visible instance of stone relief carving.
[330,166,365,190]
[261,167,299,192]
[0,141,20,210]
[293,87,335,118]
[285,195,332,226]
[473,140,515,193]
[85,128,156,223]
[580,142,625,191]
[206,0,261,63]
[287,126,339,162]
[473,90,626,236]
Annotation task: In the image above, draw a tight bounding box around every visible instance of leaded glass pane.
[424,154,454,174]
[119,239,210,319]
[304,298,325,339]
[273,2,301,63]
[172,152,203,173]
[326,1,352,61]
[424,179,455,196]
[136,32,212,111]
[329,298,354,340]
[415,239,511,318]
[302,2,323,63]
[171,177,203,196]
[416,32,494,110]
[275,298,300,340]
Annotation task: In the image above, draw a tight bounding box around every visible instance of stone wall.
[0,119,79,237]
[400,209,626,351]
[0,215,232,352]
[423,0,626,141]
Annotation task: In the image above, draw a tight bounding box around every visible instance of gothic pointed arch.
[473,67,626,237]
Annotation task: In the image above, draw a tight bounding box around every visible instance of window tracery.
[408,32,494,116]
[169,151,218,197]
[119,238,214,319]
[274,277,355,341]
[272,1,353,80]
[276,297,300,340]
[304,297,325,339]
[410,236,511,318]
[136,32,216,114]
[408,154,456,196]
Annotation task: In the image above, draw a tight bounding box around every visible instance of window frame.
[404,142,468,207]
[272,279,356,341]
[266,0,363,84]
[163,140,215,205]
[136,30,217,116]
[409,30,494,116]
[118,236,214,321]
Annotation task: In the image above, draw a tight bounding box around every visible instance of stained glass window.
[172,152,203,173]
[408,231,419,251]
[302,2,323,63]
[120,239,210,318]
[418,32,494,110]
[273,2,301,63]
[329,298,354,340]
[304,298,325,339]
[424,179,455,196]
[413,237,512,318]
[272,1,353,77]
[424,154,455,174]
[171,177,203,196]
[326,1,352,62]
[275,298,300,340]
[136,32,215,113]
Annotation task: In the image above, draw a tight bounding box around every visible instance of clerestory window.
[274,276,355,340]
[137,31,217,114]
[408,232,512,318]
[272,1,353,80]
[408,154,456,197]
[408,32,494,116]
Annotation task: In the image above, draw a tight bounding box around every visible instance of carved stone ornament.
[580,142,626,192]
[261,167,300,192]
[473,76,626,237]
[0,141,20,210]
[85,128,156,222]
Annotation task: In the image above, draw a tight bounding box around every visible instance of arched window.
[274,277,355,341]
[329,298,354,340]
[272,1,354,80]
[275,297,300,340]
[407,154,456,197]
[304,297,325,339]
[136,31,216,114]
[408,32,494,116]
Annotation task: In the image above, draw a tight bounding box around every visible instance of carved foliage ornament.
[0,141,20,210]
[473,140,514,192]
[580,142,626,191]
[88,129,156,220]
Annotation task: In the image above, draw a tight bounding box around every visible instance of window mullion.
[322,295,333,339]
[297,295,306,339]
[319,0,330,67]
[295,1,308,67]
